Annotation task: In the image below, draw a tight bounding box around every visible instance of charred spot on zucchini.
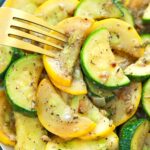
[119,119,150,150]
[80,28,130,89]
[142,78,150,117]
[75,0,123,19]
[5,55,43,117]
[125,45,150,81]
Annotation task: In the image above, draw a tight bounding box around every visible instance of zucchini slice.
[74,0,122,19]
[37,78,95,139]
[114,1,134,26]
[80,28,130,89]
[51,62,87,95]
[85,77,115,101]
[141,34,150,46]
[0,46,13,79]
[90,18,144,58]
[0,90,16,146]
[105,82,142,126]
[34,0,79,25]
[125,45,150,81]
[14,112,47,150]
[70,95,115,140]
[45,132,118,150]
[119,119,150,150]
[43,17,93,87]
[143,3,150,23]
[142,78,150,117]
[5,55,43,116]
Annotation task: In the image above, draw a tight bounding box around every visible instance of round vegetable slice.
[142,77,150,117]
[80,28,130,89]
[37,78,95,139]
[0,90,16,146]
[51,63,87,95]
[34,0,79,25]
[105,82,142,126]
[143,3,150,23]
[90,18,144,58]
[74,0,122,19]
[125,45,150,81]
[5,55,43,116]
[43,17,93,87]
[119,119,150,150]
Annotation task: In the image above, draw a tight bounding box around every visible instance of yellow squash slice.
[43,17,94,86]
[34,0,79,25]
[70,96,115,140]
[105,82,142,126]
[90,18,144,58]
[36,78,95,139]
[4,0,47,13]
[45,132,118,150]
[0,90,16,146]
[51,62,87,95]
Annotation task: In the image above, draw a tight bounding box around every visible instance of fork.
[0,7,68,57]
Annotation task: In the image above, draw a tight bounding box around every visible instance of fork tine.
[8,28,64,50]
[3,37,57,57]
[11,20,67,43]
[10,7,66,36]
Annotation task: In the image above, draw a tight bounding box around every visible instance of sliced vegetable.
[143,132,150,150]
[80,28,130,89]
[70,95,115,140]
[90,18,144,58]
[51,62,87,95]
[43,17,93,86]
[0,46,13,79]
[125,45,150,81]
[5,55,43,116]
[85,78,115,101]
[142,77,150,117]
[141,34,150,46]
[4,0,47,13]
[37,78,95,139]
[105,82,142,126]
[34,0,79,25]
[0,90,16,146]
[114,1,134,26]
[143,3,150,23]
[45,132,118,150]
[74,0,122,19]
[119,119,150,150]
[14,112,47,150]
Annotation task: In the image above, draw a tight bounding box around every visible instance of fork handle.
[2,37,56,57]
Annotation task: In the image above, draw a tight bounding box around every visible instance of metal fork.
[0,7,68,57]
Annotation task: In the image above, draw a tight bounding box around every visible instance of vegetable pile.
[0,0,150,150]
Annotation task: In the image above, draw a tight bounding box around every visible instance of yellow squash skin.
[36,78,95,139]
[0,90,16,146]
[43,17,94,87]
[90,18,144,58]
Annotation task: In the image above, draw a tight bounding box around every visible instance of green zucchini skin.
[5,55,43,117]
[142,78,150,117]
[141,34,150,46]
[119,119,149,150]
[113,0,134,26]
[0,46,25,79]
[80,28,130,90]
[85,77,115,101]
[74,0,123,19]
